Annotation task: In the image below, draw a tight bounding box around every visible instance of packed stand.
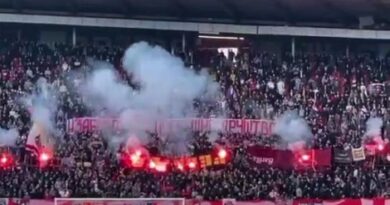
[1,38,390,200]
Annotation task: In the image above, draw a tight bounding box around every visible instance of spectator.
[0,37,390,200]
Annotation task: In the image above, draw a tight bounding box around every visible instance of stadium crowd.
[1,37,390,200]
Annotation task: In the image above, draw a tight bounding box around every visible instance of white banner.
[66,117,275,136]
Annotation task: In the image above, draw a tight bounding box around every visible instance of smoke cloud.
[365,117,383,137]
[273,110,313,150]
[0,128,19,146]
[79,42,221,152]
[27,78,58,134]
[22,77,58,150]
[122,41,219,117]
[80,62,134,114]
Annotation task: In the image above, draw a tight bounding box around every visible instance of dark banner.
[246,146,331,169]
[246,146,286,168]
[333,148,353,163]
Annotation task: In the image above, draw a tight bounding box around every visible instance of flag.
[352,147,366,161]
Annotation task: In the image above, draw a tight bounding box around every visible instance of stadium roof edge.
[1,13,390,40]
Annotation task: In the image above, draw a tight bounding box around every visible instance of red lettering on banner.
[240,119,247,133]
[228,119,237,132]
[231,119,245,133]
[191,119,198,131]
[191,118,200,131]
[239,119,244,132]
[66,117,275,136]
[82,118,91,131]
[260,121,269,135]
[75,118,83,132]
[204,119,211,131]
[66,119,74,132]
[269,121,275,135]
[225,119,231,132]
[264,121,274,136]
[223,119,228,132]
[242,119,249,133]
[90,118,97,132]
[248,120,260,134]
[191,118,211,132]
[220,119,274,136]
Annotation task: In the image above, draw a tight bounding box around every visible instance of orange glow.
[135,150,142,157]
[378,144,384,151]
[149,161,156,169]
[218,149,227,159]
[40,152,50,162]
[155,162,167,172]
[130,153,140,163]
[177,163,184,170]
[301,154,310,161]
[188,161,196,169]
[0,155,7,164]
[38,148,53,165]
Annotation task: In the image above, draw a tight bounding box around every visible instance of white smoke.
[365,117,383,137]
[24,77,58,136]
[273,110,313,150]
[0,128,19,146]
[79,42,221,152]
[122,42,219,117]
[80,62,134,114]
